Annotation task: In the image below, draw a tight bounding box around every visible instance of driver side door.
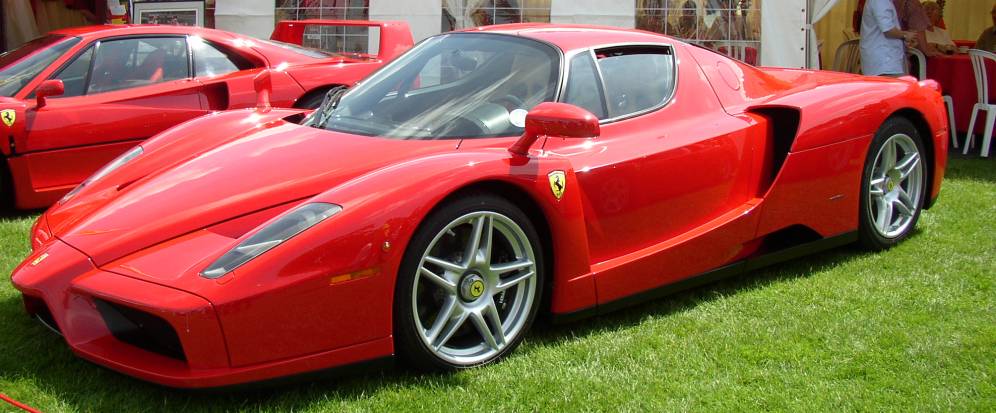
[543,45,764,303]
[20,36,210,195]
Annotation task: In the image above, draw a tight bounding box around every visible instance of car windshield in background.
[256,38,340,59]
[315,33,560,140]
[0,35,80,97]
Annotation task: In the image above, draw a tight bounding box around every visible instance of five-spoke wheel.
[395,193,543,370]
[859,117,927,249]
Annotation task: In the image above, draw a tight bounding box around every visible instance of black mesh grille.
[93,298,186,361]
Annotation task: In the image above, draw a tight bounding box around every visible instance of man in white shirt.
[860,0,915,76]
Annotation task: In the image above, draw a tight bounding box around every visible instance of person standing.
[860,0,914,76]
[922,1,956,54]
[892,0,939,56]
[976,3,996,53]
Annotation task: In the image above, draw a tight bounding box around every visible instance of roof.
[459,23,681,52]
[49,24,238,40]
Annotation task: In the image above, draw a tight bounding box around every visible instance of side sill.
[552,231,857,324]
[167,356,395,393]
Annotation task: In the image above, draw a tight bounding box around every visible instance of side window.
[595,46,676,119]
[562,52,607,119]
[87,37,189,94]
[52,46,93,98]
[191,37,253,77]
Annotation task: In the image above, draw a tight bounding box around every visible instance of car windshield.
[313,33,560,140]
[0,35,80,97]
[256,38,340,59]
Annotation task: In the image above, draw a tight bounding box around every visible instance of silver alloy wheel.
[412,211,538,365]
[867,133,923,238]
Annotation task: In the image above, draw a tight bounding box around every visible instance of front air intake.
[93,298,186,361]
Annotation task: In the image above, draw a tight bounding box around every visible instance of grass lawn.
[0,156,993,412]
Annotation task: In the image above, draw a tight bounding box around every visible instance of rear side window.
[562,52,607,119]
[595,46,675,119]
[190,37,253,77]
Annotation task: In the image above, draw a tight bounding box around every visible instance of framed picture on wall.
[133,1,204,27]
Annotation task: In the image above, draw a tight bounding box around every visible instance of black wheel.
[858,117,927,250]
[295,86,346,109]
[394,193,544,371]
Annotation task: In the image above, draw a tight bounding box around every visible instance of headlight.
[200,203,342,279]
[59,145,144,204]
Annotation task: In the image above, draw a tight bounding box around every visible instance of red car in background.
[0,20,413,209]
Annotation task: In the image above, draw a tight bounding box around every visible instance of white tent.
[808,0,843,68]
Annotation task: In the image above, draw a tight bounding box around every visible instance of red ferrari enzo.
[0,20,413,209]
[11,24,948,388]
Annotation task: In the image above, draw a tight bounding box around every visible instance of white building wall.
[550,0,635,28]
[370,0,441,42]
[215,0,276,40]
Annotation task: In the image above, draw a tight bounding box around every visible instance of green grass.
[1,157,993,412]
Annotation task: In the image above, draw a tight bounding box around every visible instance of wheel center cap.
[887,169,901,191]
[459,273,486,301]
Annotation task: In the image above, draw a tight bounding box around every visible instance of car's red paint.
[1,21,413,209]
[11,24,948,388]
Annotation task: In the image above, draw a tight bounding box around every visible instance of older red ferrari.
[0,20,412,209]
[11,24,947,388]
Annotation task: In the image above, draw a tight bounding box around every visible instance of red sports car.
[0,20,413,209]
[11,24,948,388]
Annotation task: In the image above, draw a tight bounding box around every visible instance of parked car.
[11,24,948,388]
[0,20,413,209]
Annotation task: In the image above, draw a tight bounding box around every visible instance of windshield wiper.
[305,86,348,128]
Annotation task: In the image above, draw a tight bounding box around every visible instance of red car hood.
[46,118,457,266]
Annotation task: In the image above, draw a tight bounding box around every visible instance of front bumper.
[10,239,391,388]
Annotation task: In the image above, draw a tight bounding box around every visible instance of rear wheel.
[858,117,927,250]
[394,193,543,371]
[295,86,346,109]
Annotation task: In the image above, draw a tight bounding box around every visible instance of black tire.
[394,192,544,371]
[295,86,346,109]
[858,117,928,250]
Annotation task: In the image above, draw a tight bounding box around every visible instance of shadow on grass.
[944,154,996,183]
[0,207,40,221]
[0,242,876,412]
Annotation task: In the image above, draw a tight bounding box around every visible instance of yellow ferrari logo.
[470,280,485,298]
[548,170,566,200]
[31,253,49,266]
[1,109,15,127]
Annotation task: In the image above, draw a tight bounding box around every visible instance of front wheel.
[858,117,927,250]
[394,193,544,371]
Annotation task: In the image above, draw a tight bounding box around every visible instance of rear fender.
[759,79,946,153]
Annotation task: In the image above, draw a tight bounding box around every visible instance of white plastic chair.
[907,48,959,149]
[905,47,926,80]
[944,95,958,149]
[833,39,861,74]
[963,49,996,157]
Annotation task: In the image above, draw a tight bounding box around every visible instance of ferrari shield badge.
[1,109,15,127]
[548,170,566,200]
[30,252,49,266]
